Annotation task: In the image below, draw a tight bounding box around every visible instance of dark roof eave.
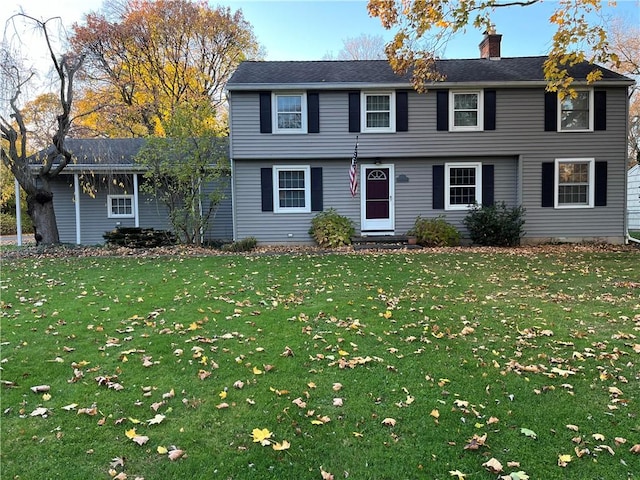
[227,79,635,91]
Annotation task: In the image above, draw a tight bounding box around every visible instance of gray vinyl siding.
[230,86,629,244]
[233,157,518,244]
[50,174,233,245]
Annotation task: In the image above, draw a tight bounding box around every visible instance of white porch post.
[74,174,81,244]
[133,173,139,228]
[14,179,22,246]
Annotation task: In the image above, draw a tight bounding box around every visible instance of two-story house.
[226,33,634,245]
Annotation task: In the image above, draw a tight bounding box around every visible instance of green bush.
[463,202,525,246]
[222,236,257,252]
[408,215,460,247]
[0,213,33,235]
[309,208,355,248]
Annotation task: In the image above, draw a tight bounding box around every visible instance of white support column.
[133,173,140,228]
[14,179,22,246]
[74,174,81,244]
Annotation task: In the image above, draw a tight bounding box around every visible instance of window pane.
[278,113,301,129]
[450,186,476,205]
[366,112,390,128]
[450,167,476,186]
[278,190,305,208]
[366,95,390,111]
[557,162,590,205]
[454,111,478,127]
[279,170,305,189]
[276,96,302,130]
[454,94,478,109]
[561,92,590,130]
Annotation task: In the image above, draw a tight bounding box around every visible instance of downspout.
[74,174,81,244]
[14,178,22,246]
[133,173,140,228]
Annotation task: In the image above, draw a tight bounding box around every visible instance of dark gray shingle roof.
[227,57,632,88]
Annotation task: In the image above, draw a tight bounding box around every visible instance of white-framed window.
[273,92,307,133]
[450,91,483,131]
[273,165,311,213]
[108,195,134,218]
[554,158,595,208]
[362,91,395,133]
[445,162,482,210]
[559,90,593,132]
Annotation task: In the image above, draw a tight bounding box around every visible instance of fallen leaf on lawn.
[487,416,499,425]
[125,428,138,439]
[597,444,615,455]
[630,444,640,454]
[501,472,529,480]
[233,380,244,389]
[167,448,185,461]
[382,418,396,427]
[566,424,579,431]
[110,457,125,468]
[114,472,127,480]
[132,435,149,446]
[332,383,342,391]
[614,437,627,446]
[557,454,572,467]
[147,414,165,425]
[272,440,290,451]
[482,457,503,474]
[30,407,49,417]
[464,433,488,450]
[216,402,229,409]
[520,428,537,439]
[332,398,343,407]
[352,432,363,437]
[430,409,440,419]
[281,346,294,357]
[30,385,50,393]
[162,389,175,399]
[198,370,211,380]
[592,433,605,441]
[449,470,466,479]
[292,397,307,409]
[320,467,334,480]
[62,403,78,411]
[150,401,164,412]
[251,428,272,446]
[157,446,168,454]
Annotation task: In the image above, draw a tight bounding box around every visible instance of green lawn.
[1,249,639,479]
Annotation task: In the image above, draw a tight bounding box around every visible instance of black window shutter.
[396,90,409,132]
[348,91,360,133]
[541,162,555,207]
[594,161,607,206]
[311,167,323,211]
[484,90,496,131]
[259,92,272,134]
[594,90,606,131]
[482,164,494,206]
[260,167,273,212]
[436,90,449,131]
[433,165,445,209]
[308,91,320,133]
[544,91,557,132]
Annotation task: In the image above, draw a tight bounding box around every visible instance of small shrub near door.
[309,208,355,248]
[408,215,460,247]
[463,202,525,246]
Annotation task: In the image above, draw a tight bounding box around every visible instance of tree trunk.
[26,189,60,245]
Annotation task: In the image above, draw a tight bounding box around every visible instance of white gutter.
[74,174,81,244]
[14,178,22,246]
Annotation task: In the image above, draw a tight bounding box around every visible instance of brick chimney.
[479,26,502,59]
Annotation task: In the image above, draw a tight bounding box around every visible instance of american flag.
[349,136,358,197]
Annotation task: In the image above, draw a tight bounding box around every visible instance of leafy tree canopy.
[367,0,621,96]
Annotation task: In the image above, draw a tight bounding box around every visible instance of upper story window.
[273,165,311,213]
[559,90,593,131]
[450,91,483,131]
[273,93,307,134]
[108,195,134,218]
[445,162,482,210]
[362,91,395,133]
[555,158,594,208]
